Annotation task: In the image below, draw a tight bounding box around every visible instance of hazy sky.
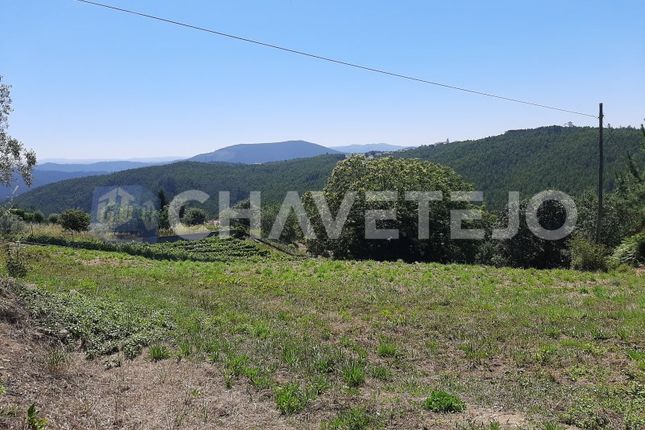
[3,0,644,160]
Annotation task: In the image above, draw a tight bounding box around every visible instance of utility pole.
[596,103,604,243]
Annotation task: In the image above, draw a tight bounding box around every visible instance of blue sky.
[3,0,644,160]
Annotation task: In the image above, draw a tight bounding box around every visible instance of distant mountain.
[333,143,412,153]
[0,169,107,201]
[12,126,643,214]
[12,154,345,215]
[189,140,340,164]
[37,160,167,173]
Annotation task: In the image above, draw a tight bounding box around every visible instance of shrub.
[182,207,206,226]
[5,244,27,278]
[0,210,25,236]
[60,209,91,232]
[275,383,307,415]
[570,235,608,271]
[609,231,645,267]
[423,390,466,413]
[47,213,59,224]
[494,197,572,269]
[32,211,44,223]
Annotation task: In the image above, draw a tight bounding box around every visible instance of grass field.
[1,239,644,429]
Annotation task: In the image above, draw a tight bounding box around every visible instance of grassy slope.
[5,244,644,429]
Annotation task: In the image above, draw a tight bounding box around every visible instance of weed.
[148,344,170,361]
[275,383,307,415]
[26,404,47,430]
[369,365,391,381]
[5,244,27,278]
[342,361,366,387]
[377,339,398,358]
[324,407,374,430]
[46,348,68,374]
[423,390,465,413]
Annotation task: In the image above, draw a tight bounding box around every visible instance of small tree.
[182,207,206,226]
[60,209,91,232]
[32,210,44,223]
[48,213,60,224]
[0,76,36,188]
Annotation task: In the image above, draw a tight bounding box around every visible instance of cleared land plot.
[1,242,643,429]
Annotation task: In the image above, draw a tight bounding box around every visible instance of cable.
[74,0,598,119]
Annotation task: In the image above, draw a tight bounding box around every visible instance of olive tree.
[0,76,36,188]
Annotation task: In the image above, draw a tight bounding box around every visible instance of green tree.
[0,76,36,187]
[182,207,206,226]
[304,156,483,262]
[60,209,91,232]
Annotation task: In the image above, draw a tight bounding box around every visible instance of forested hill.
[393,126,643,209]
[12,154,345,215]
[12,126,643,214]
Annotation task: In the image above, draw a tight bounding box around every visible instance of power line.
[74,0,597,119]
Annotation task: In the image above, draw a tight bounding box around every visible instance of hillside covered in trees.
[13,154,345,215]
[394,126,643,208]
[11,126,643,214]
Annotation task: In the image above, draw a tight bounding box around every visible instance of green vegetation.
[423,390,466,413]
[13,126,643,216]
[395,125,643,209]
[2,240,642,428]
[0,75,37,188]
[323,407,375,430]
[305,156,481,262]
[13,154,345,215]
[14,283,172,358]
[24,234,271,262]
[148,344,170,361]
[181,207,207,226]
[59,209,90,232]
[26,404,47,430]
[274,383,309,415]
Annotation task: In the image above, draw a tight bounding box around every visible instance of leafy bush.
[47,213,59,224]
[0,210,25,236]
[493,197,572,269]
[182,207,207,226]
[570,235,608,271]
[423,390,466,413]
[5,244,27,278]
[609,231,645,267]
[59,209,91,232]
[32,211,44,223]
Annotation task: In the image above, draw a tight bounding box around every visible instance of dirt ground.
[0,318,300,430]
